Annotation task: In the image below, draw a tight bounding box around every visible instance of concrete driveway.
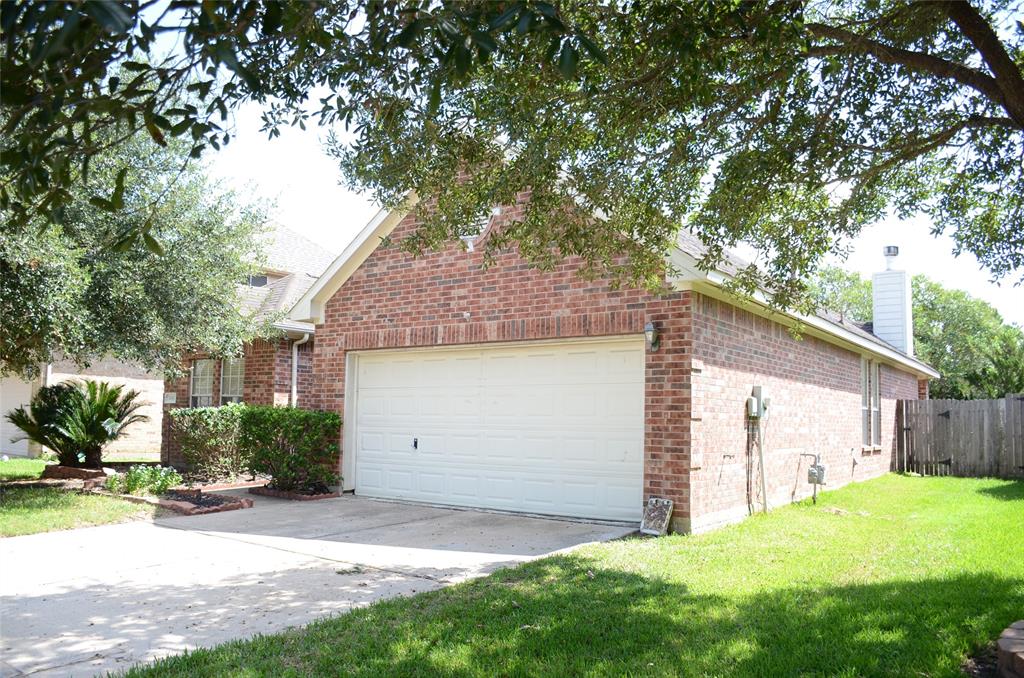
[0,494,633,677]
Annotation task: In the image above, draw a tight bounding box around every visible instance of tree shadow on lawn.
[975,479,1024,502]
[131,555,1024,678]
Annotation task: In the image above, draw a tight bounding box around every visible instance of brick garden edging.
[248,486,339,501]
[41,465,106,480]
[93,490,254,516]
[999,621,1024,678]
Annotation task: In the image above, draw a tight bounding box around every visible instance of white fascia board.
[669,250,940,380]
[289,195,419,324]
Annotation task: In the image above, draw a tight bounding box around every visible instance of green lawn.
[126,475,1023,678]
[0,486,160,537]
[0,458,47,481]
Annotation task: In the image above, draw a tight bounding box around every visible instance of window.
[247,274,268,287]
[861,358,882,448]
[190,359,214,407]
[220,357,245,405]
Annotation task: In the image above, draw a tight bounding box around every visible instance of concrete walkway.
[0,494,633,677]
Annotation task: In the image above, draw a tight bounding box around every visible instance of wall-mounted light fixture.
[644,321,660,351]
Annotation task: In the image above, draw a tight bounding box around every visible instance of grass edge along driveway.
[0,487,160,537]
[126,474,1023,677]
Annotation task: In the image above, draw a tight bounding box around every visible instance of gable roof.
[259,224,337,278]
[249,225,339,335]
[290,201,938,379]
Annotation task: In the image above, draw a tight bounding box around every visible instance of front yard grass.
[0,487,160,537]
[128,474,1023,677]
[0,458,47,481]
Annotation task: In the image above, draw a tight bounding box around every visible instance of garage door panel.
[353,338,644,521]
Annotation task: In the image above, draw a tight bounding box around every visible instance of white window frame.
[861,358,882,449]
[871,361,882,447]
[220,357,245,405]
[190,359,215,407]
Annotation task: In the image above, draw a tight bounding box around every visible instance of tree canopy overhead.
[2,1,1022,309]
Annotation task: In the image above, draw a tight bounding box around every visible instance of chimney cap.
[883,245,899,257]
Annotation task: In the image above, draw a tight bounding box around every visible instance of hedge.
[169,404,247,480]
[238,406,341,493]
[169,404,341,492]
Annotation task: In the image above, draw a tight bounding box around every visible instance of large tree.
[0,128,267,377]
[2,1,1022,308]
[809,265,1024,399]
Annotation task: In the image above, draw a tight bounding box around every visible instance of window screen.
[220,357,245,405]
[190,359,214,407]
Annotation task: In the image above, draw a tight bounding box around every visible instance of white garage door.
[352,338,645,521]
[0,376,35,457]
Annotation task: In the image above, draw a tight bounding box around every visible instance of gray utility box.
[808,464,828,485]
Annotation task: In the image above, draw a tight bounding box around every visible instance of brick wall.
[309,203,696,521]
[309,204,925,532]
[161,338,311,468]
[686,292,920,533]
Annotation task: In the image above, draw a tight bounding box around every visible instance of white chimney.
[872,246,914,356]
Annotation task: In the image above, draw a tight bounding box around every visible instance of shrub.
[5,380,148,468]
[238,406,341,494]
[105,465,182,496]
[169,404,247,479]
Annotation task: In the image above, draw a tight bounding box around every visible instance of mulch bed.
[98,489,253,516]
[249,486,339,501]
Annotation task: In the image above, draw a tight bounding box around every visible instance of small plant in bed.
[106,465,182,496]
[240,406,340,496]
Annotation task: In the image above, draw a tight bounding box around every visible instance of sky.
[209,103,1023,327]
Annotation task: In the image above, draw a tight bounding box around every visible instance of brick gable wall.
[309,205,925,532]
[308,204,697,522]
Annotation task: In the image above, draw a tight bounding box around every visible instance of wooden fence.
[897,394,1024,478]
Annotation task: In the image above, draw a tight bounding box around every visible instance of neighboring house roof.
[290,199,938,379]
[259,224,337,278]
[248,225,337,335]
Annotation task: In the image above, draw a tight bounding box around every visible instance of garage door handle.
[412,437,418,450]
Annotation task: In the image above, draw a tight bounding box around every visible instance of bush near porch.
[169,405,340,492]
[239,406,340,493]
[126,475,1023,677]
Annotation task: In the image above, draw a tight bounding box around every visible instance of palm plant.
[5,380,149,468]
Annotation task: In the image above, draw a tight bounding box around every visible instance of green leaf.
[427,79,442,116]
[143,232,165,256]
[489,6,520,30]
[111,231,138,252]
[111,167,127,210]
[89,196,117,212]
[262,1,283,35]
[394,18,421,48]
[145,118,167,146]
[576,33,607,65]
[558,42,577,78]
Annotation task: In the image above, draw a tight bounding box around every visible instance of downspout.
[290,333,311,407]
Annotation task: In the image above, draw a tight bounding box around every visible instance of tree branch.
[940,0,1024,128]
[804,21,1020,128]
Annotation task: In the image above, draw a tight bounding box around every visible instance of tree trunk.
[82,446,104,469]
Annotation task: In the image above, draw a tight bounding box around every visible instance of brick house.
[288,197,937,533]
[160,227,335,467]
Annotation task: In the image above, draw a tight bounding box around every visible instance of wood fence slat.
[898,394,1024,480]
